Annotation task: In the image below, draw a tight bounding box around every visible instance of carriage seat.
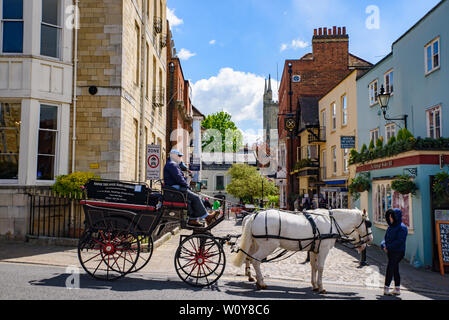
[162,185,188,209]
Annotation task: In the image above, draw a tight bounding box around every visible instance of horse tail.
[232,214,255,267]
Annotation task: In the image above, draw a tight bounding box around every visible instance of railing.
[28,191,84,239]
[152,87,165,108]
[308,126,326,144]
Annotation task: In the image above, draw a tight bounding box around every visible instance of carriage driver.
[164,149,220,227]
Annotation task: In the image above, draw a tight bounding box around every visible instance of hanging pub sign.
[285,117,296,133]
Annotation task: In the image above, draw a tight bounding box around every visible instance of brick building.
[277,26,371,209]
[166,24,193,159]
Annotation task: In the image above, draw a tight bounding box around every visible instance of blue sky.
[167,0,441,144]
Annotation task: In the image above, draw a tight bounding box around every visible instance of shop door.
[430,176,449,272]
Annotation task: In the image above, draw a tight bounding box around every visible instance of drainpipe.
[138,2,148,183]
[71,0,79,173]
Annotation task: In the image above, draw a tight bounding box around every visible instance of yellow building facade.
[318,70,363,208]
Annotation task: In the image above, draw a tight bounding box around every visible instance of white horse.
[232,208,373,293]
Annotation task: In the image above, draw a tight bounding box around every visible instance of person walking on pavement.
[164,150,220,227]
[381,208,408,296]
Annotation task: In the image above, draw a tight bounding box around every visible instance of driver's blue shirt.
[163,158,189,189]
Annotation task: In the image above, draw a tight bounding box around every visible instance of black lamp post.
[377,85,408,129]
[168,62,175,150]
[287,63,295,209]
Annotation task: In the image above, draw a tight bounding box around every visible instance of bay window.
[41,0,62,58]
[2,0,23,53]
[0,102,21,179]
[37,104,58,180]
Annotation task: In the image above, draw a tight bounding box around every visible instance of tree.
[226,163,278,204]
[202,111,243,152]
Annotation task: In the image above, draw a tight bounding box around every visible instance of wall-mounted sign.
[292,75,301,83]
[146,145,161,180]
[341,136,356,149]
[285,118,296,132]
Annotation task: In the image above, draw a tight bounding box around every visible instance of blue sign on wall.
[341,136,356,149]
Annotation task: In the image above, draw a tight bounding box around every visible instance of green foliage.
[348,173,371,201]
[294,158,316,170]
[368,139,375,151]
[201,111,243,152]
[387,135,396,146]
[226,163,278,203]
[52,172,98,197]
[360,144,368,154]
[391,174,418,195]
[376,137,384,149]
[433,171,449,203]
[266,195,280,208]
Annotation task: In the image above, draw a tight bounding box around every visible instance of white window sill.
[425,66,440,76]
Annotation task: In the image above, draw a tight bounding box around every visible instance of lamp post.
[287,63,295,209]
[168,62,175,150]
[377,85,408,129]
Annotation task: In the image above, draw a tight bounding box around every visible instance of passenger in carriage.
[164,150,220,227]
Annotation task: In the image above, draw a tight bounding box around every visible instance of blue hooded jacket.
[163,158,189,189]
[381,209,408,253]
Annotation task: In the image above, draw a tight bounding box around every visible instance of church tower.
[263,75,279,145]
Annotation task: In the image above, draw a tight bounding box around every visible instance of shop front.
[354,150,449,269]
[320,179,348,209]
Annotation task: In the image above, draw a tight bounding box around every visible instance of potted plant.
[391,174,418,195]
[433,171,449,203]
[349,173,371,201]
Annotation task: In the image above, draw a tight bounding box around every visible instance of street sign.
[341,136,356,149]
[146,144,161,180]
[292,75,301,83]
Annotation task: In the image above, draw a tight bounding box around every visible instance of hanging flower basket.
[348,173,371,200]
[391,174,418,195]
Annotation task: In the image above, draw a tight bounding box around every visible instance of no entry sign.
[146,145,161,180]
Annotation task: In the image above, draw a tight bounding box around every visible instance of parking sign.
[146,145,161,180]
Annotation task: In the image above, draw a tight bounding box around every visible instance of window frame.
[385,123,396,142]
[40,0,63,59]
[384,69,394,95]
[215,175,225,191]
[341,94,348,126]
[425,37,440,75]
[331,146,337,176]
[426,105,442,139]
[0,101,21,182]
[369,80,378,106]
[331,102,337,131]
[36,103,60,182]
[1,0,24,54]
[342,148,349,174]
[370,128,380,144]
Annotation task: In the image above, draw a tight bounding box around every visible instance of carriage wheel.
[78,222,140,281]
[129,235,153,273]
[174,234,226,287]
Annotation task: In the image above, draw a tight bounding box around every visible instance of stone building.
[75,0,168,182]
[263,75,278,145]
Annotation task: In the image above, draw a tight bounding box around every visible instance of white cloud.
[209,39,216,45]
[177,48,196,61]
[191,68,279,132]
[167,8,183,27]
[280,38,309,52]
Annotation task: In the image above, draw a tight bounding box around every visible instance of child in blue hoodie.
[381,208,408,296]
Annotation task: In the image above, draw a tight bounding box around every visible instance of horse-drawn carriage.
[77,179,374,292]
[77,179,232,287]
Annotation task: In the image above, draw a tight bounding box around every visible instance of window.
[425,38,440,74]
[427,105,442,139]
[384,70,394,94]
[370,128,380,145]
[373,180,412,228]
[37,105,58,180]
[135,22,141,85]
[341,95,347,126]
[322,150,326,180]
[320,110,326,130]
[385,123,396,142]
[331,102,337,130]
[2,0,24,53]
[0,102,21,179]
[216,175,224,191]
[342,148,349,174]
[201,179,208,190]
[41,0,62,58]
[369,80,378,106]
[331,146,337,176]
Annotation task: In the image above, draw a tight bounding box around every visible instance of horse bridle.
[329,211,373,249]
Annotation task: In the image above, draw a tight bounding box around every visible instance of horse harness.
[247,210,372,259]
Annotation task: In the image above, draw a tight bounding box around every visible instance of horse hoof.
[256,283,267,290]
[319,289,327,294]
[248,277,255,283]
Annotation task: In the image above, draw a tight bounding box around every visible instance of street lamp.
[376,85,408,129]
